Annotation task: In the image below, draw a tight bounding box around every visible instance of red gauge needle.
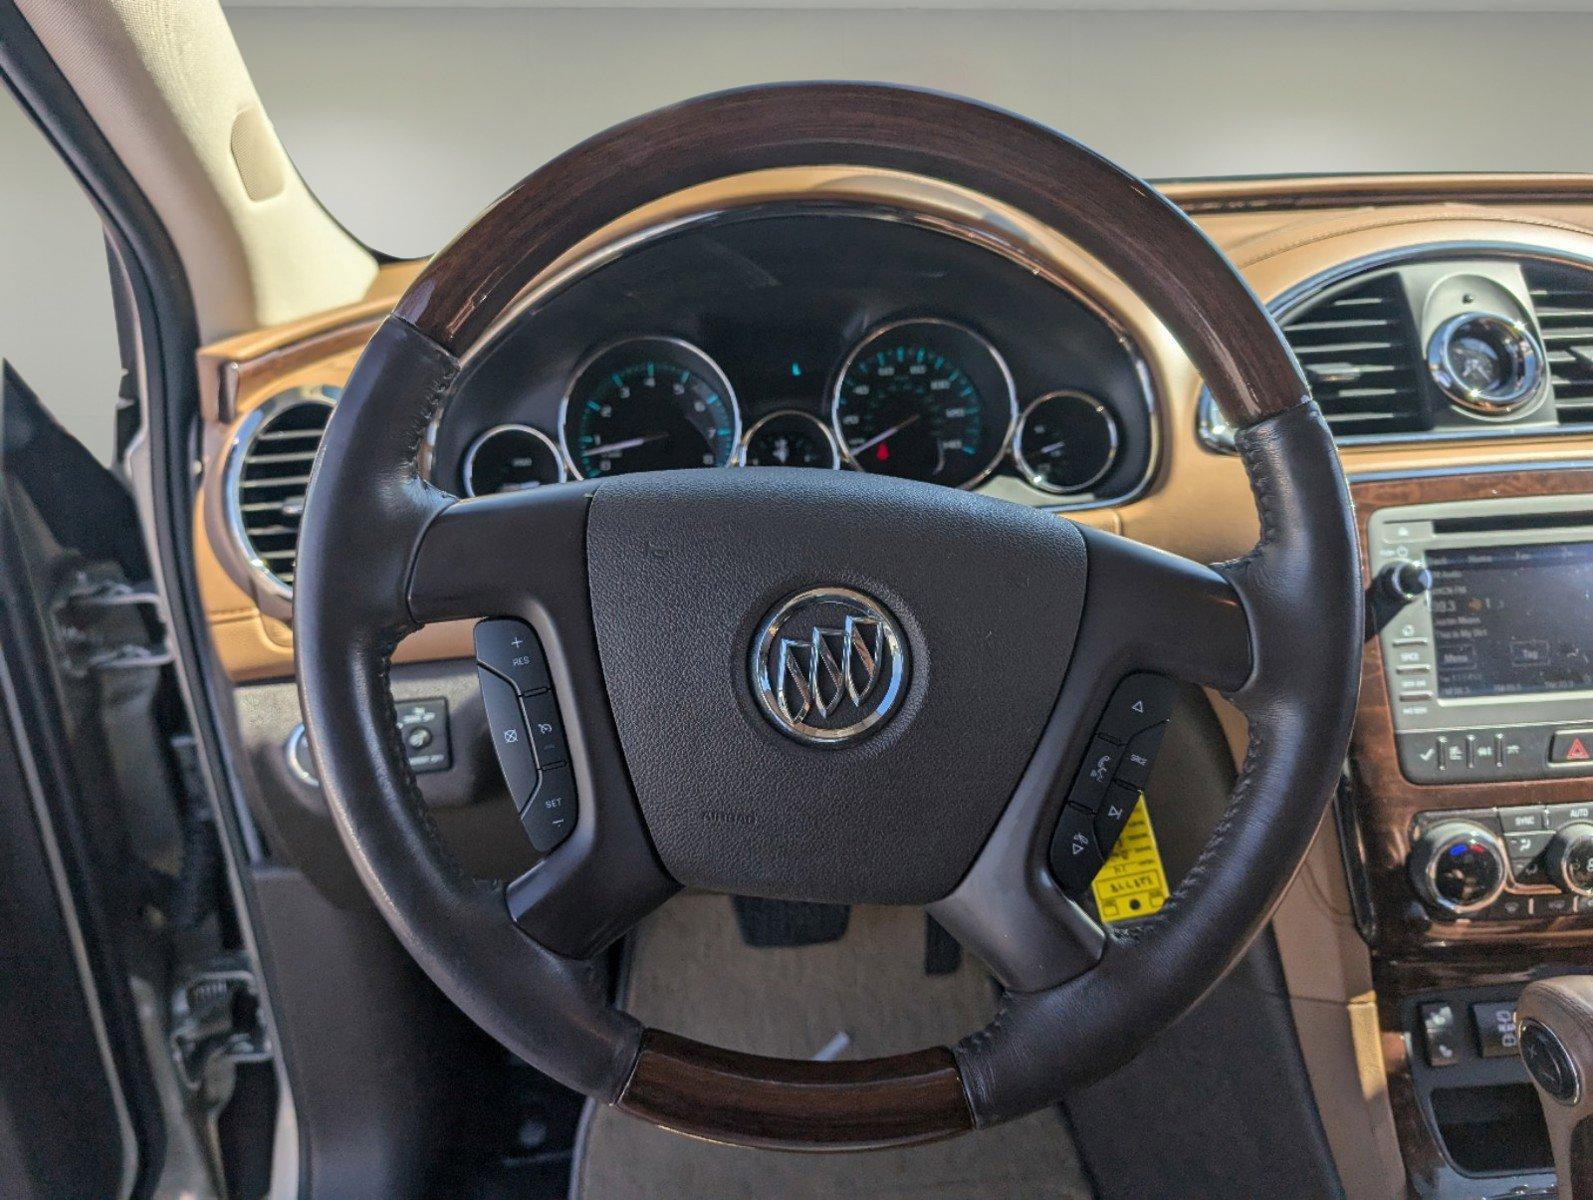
[851,412,921,456]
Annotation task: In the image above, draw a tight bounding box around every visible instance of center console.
[1343,467,1593,1198]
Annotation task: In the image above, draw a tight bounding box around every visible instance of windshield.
[233,6,1593,260]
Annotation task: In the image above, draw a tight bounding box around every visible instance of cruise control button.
[1049,805,1105,893]
[477,667,540,808]
[520,690,569,768]
[1095,783,1139,857]
[1114,723,1166,791]
[520,763,577,853]
[1099,673,1177,743]
[474,618,552,695]
[1069,735,1122,812]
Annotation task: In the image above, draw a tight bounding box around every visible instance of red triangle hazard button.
[1555,732,1593,763]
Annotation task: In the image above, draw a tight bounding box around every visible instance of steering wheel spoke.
[404,483,679,960]
[931,526,1252,993]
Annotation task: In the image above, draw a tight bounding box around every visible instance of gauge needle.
[1036,439,1070,457]
[851,413,921,456]
[587,431,668,457]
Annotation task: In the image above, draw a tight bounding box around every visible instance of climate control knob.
[1409,820,1508,915]
[1548,822,1593,897]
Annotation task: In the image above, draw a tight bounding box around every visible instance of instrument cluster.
[434,210,1156,507]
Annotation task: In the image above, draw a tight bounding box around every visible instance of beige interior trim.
[178,169,1593,1195]
[15,0,377,339]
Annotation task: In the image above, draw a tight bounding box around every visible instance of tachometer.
[560,336,741,478]
[831,319,1014,488]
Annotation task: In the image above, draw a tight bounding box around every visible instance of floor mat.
[572,893,1093,1200]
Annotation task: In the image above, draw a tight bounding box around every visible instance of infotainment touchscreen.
[1427,541,1593,699]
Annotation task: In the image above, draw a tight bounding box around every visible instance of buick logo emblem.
[751,587,907,745]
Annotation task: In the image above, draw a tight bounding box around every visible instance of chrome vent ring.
[224,387,339,606]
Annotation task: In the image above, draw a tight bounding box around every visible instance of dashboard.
[191,169,1593,1200]
[428,211,1154,507]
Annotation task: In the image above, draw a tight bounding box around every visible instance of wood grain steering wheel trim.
[619,1032,972,1149]
[394,82,1306,428]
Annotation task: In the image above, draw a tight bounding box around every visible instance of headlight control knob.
[1409,820,1508,916]
[1548,822,1593,897]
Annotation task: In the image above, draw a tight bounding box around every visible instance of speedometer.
[831,319,1015,488]
[560,336,741,478]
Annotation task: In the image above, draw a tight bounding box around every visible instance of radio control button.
[1439,736,1467,771]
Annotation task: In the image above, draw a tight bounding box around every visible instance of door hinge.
[169,956,272,1093]
[49,569,173,675]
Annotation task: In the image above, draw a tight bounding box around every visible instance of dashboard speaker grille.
[231,391,335,595]
[1525,261,1593,426]
[1280,271,1425,437]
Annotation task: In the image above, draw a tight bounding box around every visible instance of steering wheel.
[295,83,1362,1150]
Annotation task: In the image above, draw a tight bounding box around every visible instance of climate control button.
[1409,820,1508,916]
[1548,822,1593,897]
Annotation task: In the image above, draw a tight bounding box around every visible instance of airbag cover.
[585,468,1087,902]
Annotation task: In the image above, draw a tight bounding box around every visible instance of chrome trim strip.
[1345,458,1593,484]
[1197,241,1593,453]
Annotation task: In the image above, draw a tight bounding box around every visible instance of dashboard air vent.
[1525,262,1593,426]
[230,389,336,597]
[1280,272,1425,437]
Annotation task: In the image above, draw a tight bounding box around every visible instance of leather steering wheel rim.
[294,83,1363,1150]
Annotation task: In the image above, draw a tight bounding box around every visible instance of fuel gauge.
[740,410,840,469]
[1013,390,1119,496]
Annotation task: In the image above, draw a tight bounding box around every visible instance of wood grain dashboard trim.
[196,174,1593,682]
[1349,465,1593,961]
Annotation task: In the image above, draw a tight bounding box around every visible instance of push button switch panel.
[474,619,576,854]
[1048,673,1175,897]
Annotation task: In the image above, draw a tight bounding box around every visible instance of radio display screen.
[1428,541,1593,699]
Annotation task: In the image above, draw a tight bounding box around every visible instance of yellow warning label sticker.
[1091,794,1171,924]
